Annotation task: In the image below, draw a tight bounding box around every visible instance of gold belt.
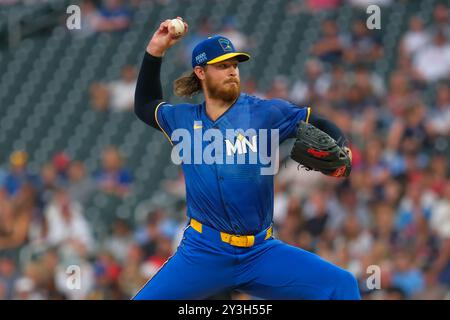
[190,218,273,248]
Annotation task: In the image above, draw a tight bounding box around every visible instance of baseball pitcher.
[133,17,359,300]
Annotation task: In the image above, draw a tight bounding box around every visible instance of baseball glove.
[290,121,352,178]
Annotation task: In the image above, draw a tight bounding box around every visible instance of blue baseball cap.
[191,35,250,68]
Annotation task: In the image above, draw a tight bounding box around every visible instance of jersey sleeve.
[154,101,178,145]
[268,99,311,142]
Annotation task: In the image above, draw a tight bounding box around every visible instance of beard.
[204,77,240,103]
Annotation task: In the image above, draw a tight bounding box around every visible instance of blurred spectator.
[13,276,44,300]
[426,152,448,197]
[430,181,450,240]
[108,65,137,112]
[427,83,450,137]
[67,161,96,205]
[162,170,185,200]
[302,189,331,238]
[433,238,450,288]
[344,19,383,66]
[278,159,325,198]
[0,184,36,254]
[103,218,134,264]
[311,19,346,64]
[333,185,370,230]
[95,146,132,197]
[381,178,403,208]
[343,65,385,114]
[39,164,59,206]
[44,188,94,254]
[76,0,103,37]
[335,214,373,261]
[412,30,450,83]
[242,79,266,99]
[96,0,131,33]
[350,64,385,99]
[372,203,398,246]
[265,76,290,100]
[51,152,71,184]
[218,16,249,51]
[141,236,173,280]
[400,16,430,59]
[289,59,328,105]
[360,138,390,200]
[134,210,163,258]
[118,243,146,298]
[89,250,123,299]
[391,249,425,298]
[276,197,303,245]
[395,182,435,242]
[429,4,450,38]
[0,256,19,300]
[273,180,289,227]
[37,248,66,300]
[322,65,348,109]
[2,151,38,198]
[385,71,419,117]
[90,65,137,112]
[387,102,431,154]
[90,82,109,112]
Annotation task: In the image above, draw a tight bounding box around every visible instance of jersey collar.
[201,93,244,126]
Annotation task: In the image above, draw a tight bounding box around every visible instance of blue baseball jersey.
[155,93,310,235]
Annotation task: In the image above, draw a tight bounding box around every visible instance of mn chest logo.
[225,133,257,156]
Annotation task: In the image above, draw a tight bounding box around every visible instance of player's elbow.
[134,99,161,130]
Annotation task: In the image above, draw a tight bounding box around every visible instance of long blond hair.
[173,71,202,97]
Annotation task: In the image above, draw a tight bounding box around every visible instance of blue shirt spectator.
[2,151,38,198]
[97,0,132,32]
[94,146,132,197]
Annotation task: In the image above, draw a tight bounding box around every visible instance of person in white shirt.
[413,30,450,83]
[44,188,94,253]
[108,65,137,112]
[430,181,450,240]
[400,16,430,58]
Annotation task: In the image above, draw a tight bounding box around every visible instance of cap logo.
[218,38,232,52]
[195,52,208,65]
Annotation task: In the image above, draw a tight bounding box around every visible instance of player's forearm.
[308,113,348,147]
[134,52,164,129]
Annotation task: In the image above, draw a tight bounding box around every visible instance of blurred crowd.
[271,2,450,300]
[0,148,135,299]
[1,0,450,300]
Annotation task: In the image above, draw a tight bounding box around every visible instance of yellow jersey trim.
[306,107,311,123]
[154,101,173,146]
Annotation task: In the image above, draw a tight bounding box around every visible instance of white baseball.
[170,18,185,36]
